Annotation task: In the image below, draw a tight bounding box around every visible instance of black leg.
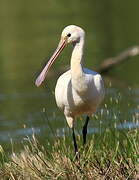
[72,127,78,153]
[72,128,79,158]
[82,116,90,146]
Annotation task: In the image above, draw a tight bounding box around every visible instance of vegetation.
[0,127,138,180]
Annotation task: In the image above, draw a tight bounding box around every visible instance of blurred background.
[0,0,139,151]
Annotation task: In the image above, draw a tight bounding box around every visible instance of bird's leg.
[72,128,79,158]
[82,116,90,146]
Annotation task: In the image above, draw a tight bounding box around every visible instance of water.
[0,0,139,150]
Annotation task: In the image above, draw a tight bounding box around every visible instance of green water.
[0,0,139,150]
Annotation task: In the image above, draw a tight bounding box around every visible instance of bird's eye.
[67,33,71,37]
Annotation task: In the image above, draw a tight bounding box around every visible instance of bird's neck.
[70,37,84,78]
[70,37,88,94]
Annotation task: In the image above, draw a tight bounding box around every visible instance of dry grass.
[0,128,139,180]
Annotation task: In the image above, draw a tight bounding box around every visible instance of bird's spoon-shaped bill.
[35,39,67,87]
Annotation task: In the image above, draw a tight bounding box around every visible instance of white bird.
[35,25,105,155]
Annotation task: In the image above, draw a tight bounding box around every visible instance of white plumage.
[55,68,104,128]
[35,25,105,155]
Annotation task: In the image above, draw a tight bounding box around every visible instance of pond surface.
[0,0,139,151]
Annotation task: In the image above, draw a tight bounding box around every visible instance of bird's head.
[35,25,85,87]
[61,25,85,44]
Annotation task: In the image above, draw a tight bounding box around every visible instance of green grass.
[0,128,139,180]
